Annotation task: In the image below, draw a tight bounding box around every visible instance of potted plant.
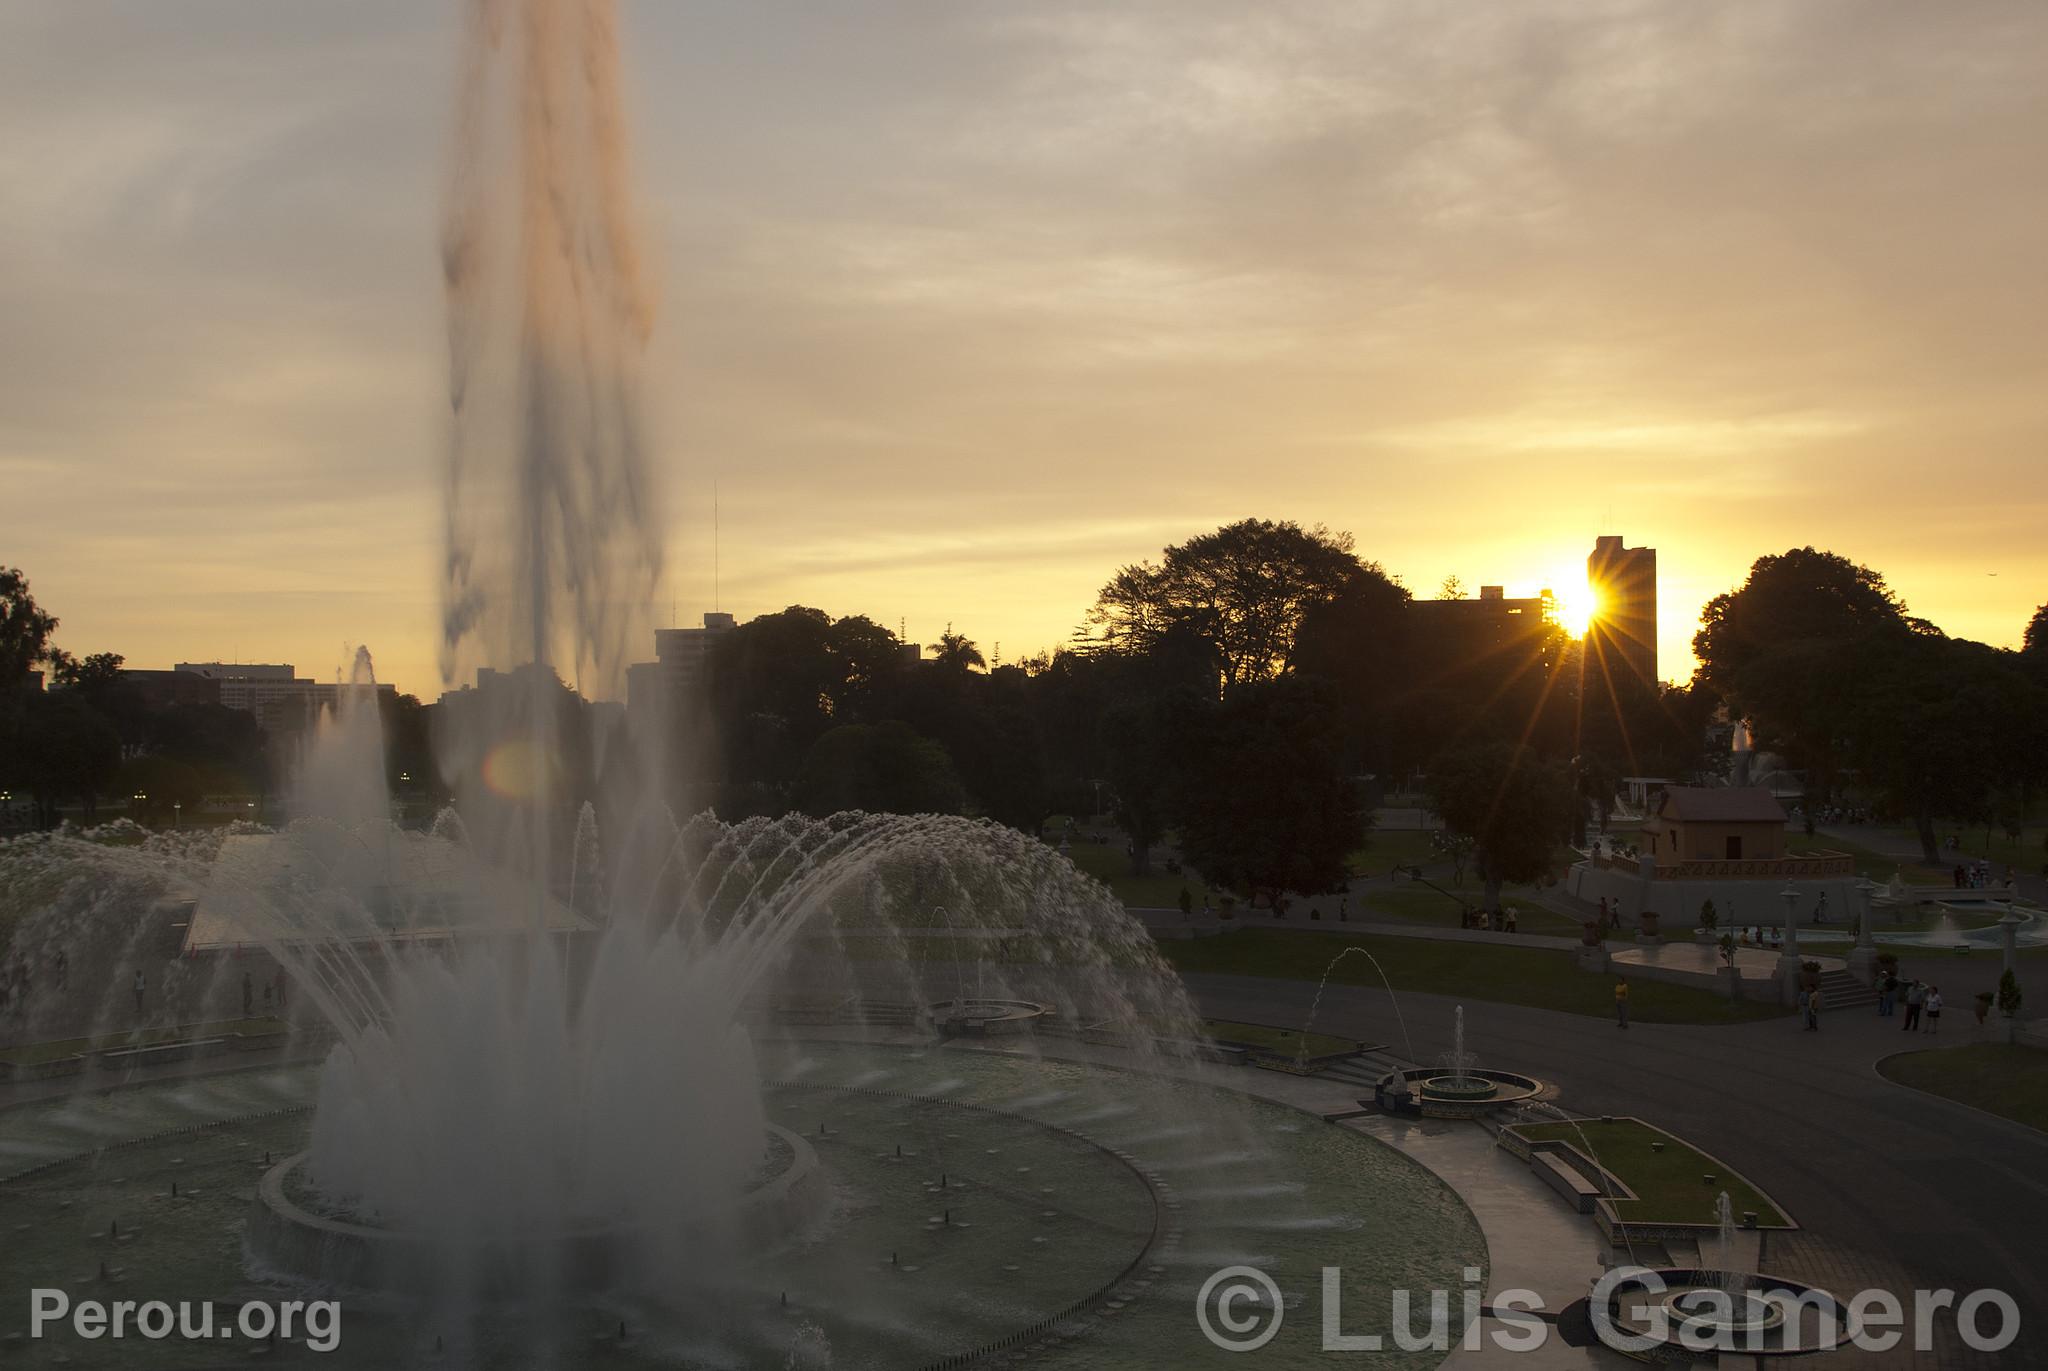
[1717,933,1743,1000]
[1799,959,1822,992]
[1638,909,1660,941]
[1974,990,1993,1025]
[1697,898,1719,944]
[1997,970,2023,1020]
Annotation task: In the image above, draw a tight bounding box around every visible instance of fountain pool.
[1,1044,1486,1369]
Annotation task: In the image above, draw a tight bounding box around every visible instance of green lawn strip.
[1159,930,1790,1024]
[1509,1119,1787,1227]
[1055,841,1223,911]
[1876,1044,2048,1134]
[1354,882,1586,938]
[1347,827,1442,875]
[1196,1018,1359,1059]
[0,1017,288,1066]
[1784,831,1946,884]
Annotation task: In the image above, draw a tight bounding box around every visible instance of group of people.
[1878,972,1943,1032]
[239,967,290,1017]
[0,951,65,1017]
[1950,858,2008,890]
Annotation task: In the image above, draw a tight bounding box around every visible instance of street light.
[173,802,182,828]
[1777,886,1804,1007]
[1847,878,1880,985]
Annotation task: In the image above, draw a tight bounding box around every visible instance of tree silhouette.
[929,625,986,673]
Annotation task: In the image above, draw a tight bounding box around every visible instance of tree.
[1437,574,1465,601]
[1174,676,1362,910]
[0,567,62,690]
[1096,625,1217,874]
[1292,566,1414,775]
[2024,602,2048,683]
[928,626,985,673]
[1425,742,1574,915]
[1694,548,1913,684]
[17,691,122,826]
[1693,549,1918,823]
[1838,634,2046,862]
[792,720,966,817]
[1087,519,1366,688]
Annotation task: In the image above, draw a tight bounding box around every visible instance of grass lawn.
[1159,930,1790,1024]
[0,1017,288,1066]
[1510,1118,1788,1227]
[1197,1018,1359,1059]
[1784,831,1944,884]
[1057,840,1223,910]
[1348,827,1441,875]
[1877,1044,2048,1134]
[1353,882,1589,939]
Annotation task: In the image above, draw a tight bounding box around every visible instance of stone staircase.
[1817,967,1877,1011]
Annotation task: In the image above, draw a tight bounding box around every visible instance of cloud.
[2,0,2044,693]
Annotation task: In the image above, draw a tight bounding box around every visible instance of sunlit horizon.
[2,4,2043,699]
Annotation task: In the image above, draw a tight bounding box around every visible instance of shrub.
[1998,970,2024,1019]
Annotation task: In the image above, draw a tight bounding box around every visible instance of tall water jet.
[438,0,663,884]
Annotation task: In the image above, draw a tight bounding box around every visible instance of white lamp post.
[1777,886,1805,1006]
[1847,878,1880,985]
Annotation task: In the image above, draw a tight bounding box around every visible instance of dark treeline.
[674,520,1720,906]
[9,532,2046,905]
[0,567,434,829]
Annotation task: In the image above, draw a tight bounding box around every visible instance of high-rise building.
[1586,535,1658,687]
[652,611,737,703]
[175,662,393,733]
[1409,585,1558,678]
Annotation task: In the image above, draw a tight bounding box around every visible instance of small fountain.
[1374,1005,1543,1116]
[1656,1192,1784,1342]
[1420,1006,1498,1101]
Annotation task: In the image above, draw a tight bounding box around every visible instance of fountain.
[1371,1005,1544,1116]
[1420,1005,1499,1101]
[0,4,1503,1364]
[1655,1192,1785,1343]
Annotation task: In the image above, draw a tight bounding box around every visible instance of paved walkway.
[1180,972,2046,1368]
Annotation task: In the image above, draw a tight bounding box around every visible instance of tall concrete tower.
[1587,535,1658,687]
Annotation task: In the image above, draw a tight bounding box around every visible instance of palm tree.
[929,625,986,673]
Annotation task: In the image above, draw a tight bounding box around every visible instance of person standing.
[1614,977,1630,1029]
[1902,981,1925,1032]
[1925,987,1943,1034]
[1878,972,1898,1018]
[241,971,253,1017]
[1805,986,1824,1031]
[132,969,146,1016]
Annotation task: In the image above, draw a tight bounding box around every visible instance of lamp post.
[1998,896,2023,985]
[1847,878,1880,985]
[1777,886,1805,1006]
[172,802,182,829]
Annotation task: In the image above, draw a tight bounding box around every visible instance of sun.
[1547,573,1599,639]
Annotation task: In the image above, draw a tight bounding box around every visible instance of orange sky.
[2,2,2042,699]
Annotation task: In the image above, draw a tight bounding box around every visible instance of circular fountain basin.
[1661,1286,1787,1337]
[1379,1067,1544,1117]
[1418,1074,1501,1101]
[927,997,1050,1037]
[248,1123,823,1292]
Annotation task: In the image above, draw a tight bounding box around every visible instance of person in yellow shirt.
[1614,977,1630,1029]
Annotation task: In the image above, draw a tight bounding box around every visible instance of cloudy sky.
[3,0,2043,698]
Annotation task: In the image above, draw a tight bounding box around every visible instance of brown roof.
[1651,786,1787,824]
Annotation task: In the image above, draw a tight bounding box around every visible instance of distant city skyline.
[3,2,2042,699]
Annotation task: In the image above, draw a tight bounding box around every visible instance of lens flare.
[480,739,549,799]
